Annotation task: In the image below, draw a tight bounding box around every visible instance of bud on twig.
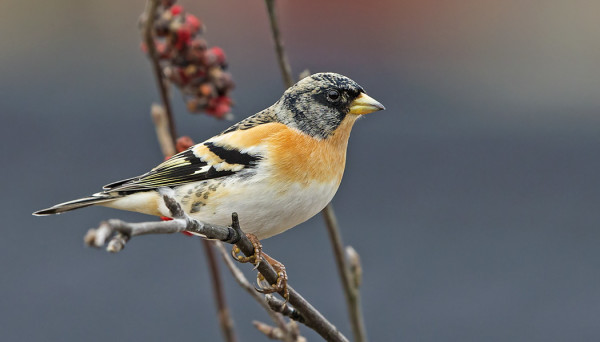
[346,246,362,289]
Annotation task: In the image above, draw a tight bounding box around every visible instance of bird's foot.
[256,253,289,301]
[230,233,289,300]
[231,233,263,268]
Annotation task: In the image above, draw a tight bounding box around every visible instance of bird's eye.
[326,89,341,102]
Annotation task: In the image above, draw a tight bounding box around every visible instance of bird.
[34,72,384,240]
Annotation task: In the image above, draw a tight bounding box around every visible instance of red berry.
[176,136,195,153]
[170,5,183,16]
[185,14,202,34]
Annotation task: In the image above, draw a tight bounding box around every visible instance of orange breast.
[267,117,357,186]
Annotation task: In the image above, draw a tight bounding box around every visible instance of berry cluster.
[141,0,234,119]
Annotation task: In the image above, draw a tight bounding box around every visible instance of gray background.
[2,0,600,341]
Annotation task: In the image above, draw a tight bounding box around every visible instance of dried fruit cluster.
[141,0,234,119]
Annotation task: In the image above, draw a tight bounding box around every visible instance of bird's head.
[275,72,385,139]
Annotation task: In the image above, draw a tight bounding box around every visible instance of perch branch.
[84,196,242,250]
[85,195,348,342]
[223,215,349,342]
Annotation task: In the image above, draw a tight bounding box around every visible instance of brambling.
[34,73,384,240]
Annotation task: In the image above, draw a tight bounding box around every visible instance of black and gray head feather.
[274,72,365,139]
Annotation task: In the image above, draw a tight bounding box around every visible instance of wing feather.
[101,118,290,194]
[103,141,261,193]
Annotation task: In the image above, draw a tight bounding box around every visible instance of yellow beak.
[349,93,385,115]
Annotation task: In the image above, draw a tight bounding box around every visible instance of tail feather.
[33,194,116,216]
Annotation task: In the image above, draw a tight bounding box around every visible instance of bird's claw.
[231,233,263,268]
[230,233,289,301]
[255,255,289,301]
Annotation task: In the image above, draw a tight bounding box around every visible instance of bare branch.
[143,0,176,144]
[203,240,238,342]
[253,321,307,342]
[264,0,294,88]
[84,198,240,250]
[231,225,348,341]
[322,204,368,342]
[151,104,176,157]
[287,320,304,342]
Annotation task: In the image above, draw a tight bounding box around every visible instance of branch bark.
[151,104,176,157]
[265,294,304,323]
[322,205,368,342]
[253,321,306,342]
[203,240,238,342]
[264,0,294,88]
[143,0,176,144]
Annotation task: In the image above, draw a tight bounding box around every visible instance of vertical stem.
[264,0,294,88]
[322,205,368,342]
[202,240,238,342]
[143,0,177,145]
[262,1,369,341]
[143,2,236,341]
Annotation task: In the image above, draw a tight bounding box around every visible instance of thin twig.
[323,204,368,342]
[84,196,242,248]
[253,321,307,342]
[264,0,294,88]
[203,240,238,342]
[143,0,176,144]
[262,1,368,341]
[214,242,295,342]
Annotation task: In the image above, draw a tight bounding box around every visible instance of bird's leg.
[231,233,263,268]
[230,234,289,300]
[256,252,289,301]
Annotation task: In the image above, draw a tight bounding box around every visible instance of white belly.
[174,178,339,239]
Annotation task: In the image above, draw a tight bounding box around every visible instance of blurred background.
[2,0,600,341]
